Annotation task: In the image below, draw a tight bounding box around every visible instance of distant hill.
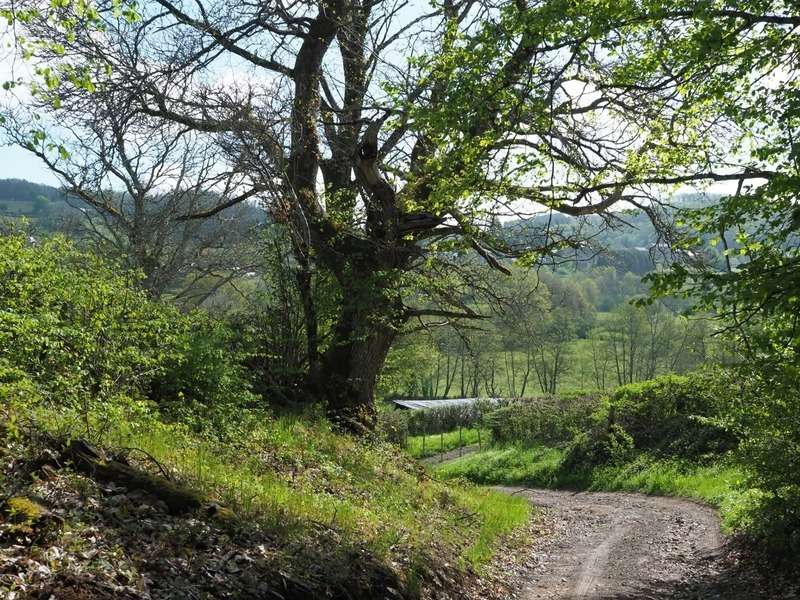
[0,178,724,275]
[0,179,65,216]
[0,177,269,237]
[501,193,725,274]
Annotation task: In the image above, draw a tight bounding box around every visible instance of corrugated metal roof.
[391,398,501,410]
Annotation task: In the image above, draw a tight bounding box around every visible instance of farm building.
[391,398,501,410]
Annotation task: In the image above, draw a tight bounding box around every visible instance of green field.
[405,427,491,458]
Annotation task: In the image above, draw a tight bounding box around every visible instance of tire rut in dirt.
[494,488,755,600]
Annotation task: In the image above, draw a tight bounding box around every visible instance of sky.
[0,145,59,185]
[0,11,741,197]
[0,26,59,185]
[0,3,427,190]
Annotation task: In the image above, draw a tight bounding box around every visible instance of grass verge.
[3,402,530,597]
[435,444,748,532]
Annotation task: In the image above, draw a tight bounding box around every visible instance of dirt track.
[496,487,759,600]
[423,450,796,599]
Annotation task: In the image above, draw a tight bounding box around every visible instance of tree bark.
[318,324,395,432]
[294,261,319,381]
[315,281,400,432]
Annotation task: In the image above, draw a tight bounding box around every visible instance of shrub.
[559,372,737,472]
[563,423,635,469]
[0,234,255,434]
[0,235,180,406]
[375,409,409,446]
[148,312,259,432]
[722,366,800,555]
[486,392,600,446]
[227,308,308,404]
[0,359,41,441]
[753,489,800,556]
[603,373,736,458]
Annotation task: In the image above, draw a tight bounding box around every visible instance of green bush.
[747,488,800,556]
[375,409,409,446]
[722,367,800,555]
[486,392,600,446]
[602,373,736,458]
[149,312,259,432]
[227,308,308,404]
[563,423,635,469]
[0,234,255,433]
[559,372,736,472]
[0,235,176,403]
[0,359,41,440]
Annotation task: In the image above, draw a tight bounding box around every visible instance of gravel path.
[419,451,797,599]
[495,487,767,600]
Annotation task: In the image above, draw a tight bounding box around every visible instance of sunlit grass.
[589,455,743,504]
[435,445,564,486]
[33,402,530,577]
[456,486,532,566]
[436,444,748,532]
[405,427,491,458]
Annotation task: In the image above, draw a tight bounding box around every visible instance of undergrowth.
[5,400,530,596]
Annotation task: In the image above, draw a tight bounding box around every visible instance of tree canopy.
[1,0,796,429]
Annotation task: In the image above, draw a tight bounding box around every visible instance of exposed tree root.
[62,439,203,515]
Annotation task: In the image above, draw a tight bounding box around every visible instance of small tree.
[31,195,49,215]
[3,96,261,302]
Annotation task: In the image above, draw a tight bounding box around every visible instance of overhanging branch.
[404,308,489,320]
[177,187,263,220]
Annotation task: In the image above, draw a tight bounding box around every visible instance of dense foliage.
[597,374,735,459]
[0,234,530,598]
[628,1,800,553]
[0,233,255,433]
[486,392,599,446]
[562,374,736,469]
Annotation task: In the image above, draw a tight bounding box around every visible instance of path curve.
[420,451,795,598]
[497,487,726,600]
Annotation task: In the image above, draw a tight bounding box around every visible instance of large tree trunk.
[294,261,319,381]
[315,282,400,432]
[318,321,395,432]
